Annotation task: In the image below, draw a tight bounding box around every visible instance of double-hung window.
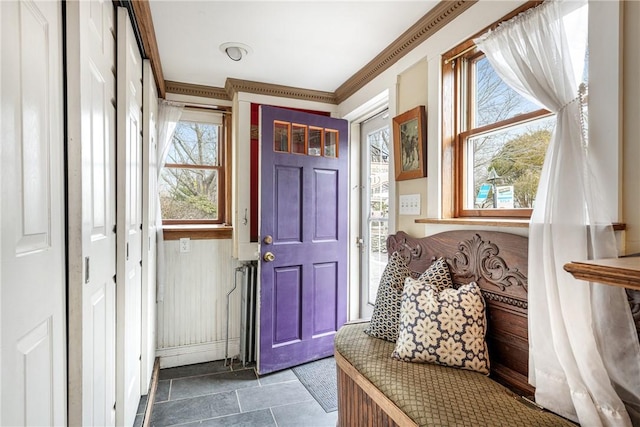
[160,109,229,225]
[442,3,553,218]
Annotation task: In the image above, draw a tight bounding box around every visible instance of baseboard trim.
[142,357,160,427]
[156,339,240,368]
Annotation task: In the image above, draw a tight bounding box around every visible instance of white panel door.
[66,0,117,425]
[141,59,158,394]
[0,0,66,425]
[116,7,143,426]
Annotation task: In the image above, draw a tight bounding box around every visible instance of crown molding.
[225,78,337,104]
[334,0,477,104]
[128,0,166,97]
[165,80,230,101]
[164,79,337,104]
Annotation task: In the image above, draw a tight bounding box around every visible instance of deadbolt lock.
[263,235,273,245]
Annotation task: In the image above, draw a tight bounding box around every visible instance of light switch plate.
[399,194,421,215]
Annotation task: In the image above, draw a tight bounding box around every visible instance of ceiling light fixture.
[219,42,252,62]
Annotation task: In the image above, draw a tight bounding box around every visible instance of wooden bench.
[335,230,575,427]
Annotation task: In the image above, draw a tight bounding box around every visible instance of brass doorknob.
[263,251,275,262]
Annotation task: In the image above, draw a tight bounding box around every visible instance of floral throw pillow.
[392,278,490,375]
[365,251,410,342]
[416,257,453,292]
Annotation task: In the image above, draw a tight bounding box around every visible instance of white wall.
[396,59,428,236]
[623,1,640,255]
[232,97,254,261]
[157,94,238,368]
[588,1,622,223]
[156,239,241,368]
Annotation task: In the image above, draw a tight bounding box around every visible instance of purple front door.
[258,106,348,374]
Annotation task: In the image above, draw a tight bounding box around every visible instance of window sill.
[415,218,529,228]
[415,218,626,231]
[163,224,233,240]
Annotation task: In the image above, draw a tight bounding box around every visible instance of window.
[159,109,229,225]
[442,2,551,219]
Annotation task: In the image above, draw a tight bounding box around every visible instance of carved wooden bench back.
[387,230,532,396]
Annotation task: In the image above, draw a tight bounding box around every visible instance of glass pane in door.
[368,220,388,304]
[309,127,322,156]
[291,124,307,154]
[274,121,290,152]
[360,111,390,317]
[366,127,389,304]
[324,129,338,158]
[308,127,322,156]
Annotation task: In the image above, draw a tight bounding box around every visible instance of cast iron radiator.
[239,261,258,366]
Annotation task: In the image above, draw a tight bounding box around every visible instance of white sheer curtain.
[475,1,640,425]
[156,100,184,302]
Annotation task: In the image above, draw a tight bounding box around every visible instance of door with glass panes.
[360,111,390,318]
[258,106,348,374]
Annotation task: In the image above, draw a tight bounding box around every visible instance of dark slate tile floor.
[135,394,147,427]
[146,360,338,427]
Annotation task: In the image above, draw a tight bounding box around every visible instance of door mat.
[291,357,338,413]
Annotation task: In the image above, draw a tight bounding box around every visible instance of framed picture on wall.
[392,105,426,181]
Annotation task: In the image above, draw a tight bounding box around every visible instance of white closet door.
[116,7,143,426]
[66,0,117,424]
[0,0,66,425]
[141,59,159,394]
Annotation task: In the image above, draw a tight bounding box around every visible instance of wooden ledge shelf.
[415,218,529,228]
[163,225,233,240]
[564,257,640,291]
[415,218,627,231]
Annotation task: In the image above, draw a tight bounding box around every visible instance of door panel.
[258,106,348,374]
[17,319,54,426]
[116,7,143,426]
[312,262,338,336]
[89,62,108,232]
[275,166,302,241]
[313,169,339,240]
[88,284,109,423]
[273,266,303,345]
[1,0,66,425]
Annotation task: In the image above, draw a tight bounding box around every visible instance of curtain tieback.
[557,84,588,147]
[577,83,588,147]
[558,83,588,112]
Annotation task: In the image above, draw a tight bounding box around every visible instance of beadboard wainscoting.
[157,238,242,368]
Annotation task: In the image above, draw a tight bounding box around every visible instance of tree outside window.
[439,2,559,219]
[160,115,225,223]
[444,43,554,218]
[466,56,553,211]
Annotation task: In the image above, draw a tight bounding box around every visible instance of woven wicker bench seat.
[335,322,574,427]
